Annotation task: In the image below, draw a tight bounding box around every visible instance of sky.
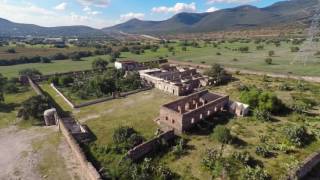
[0,0,284,29]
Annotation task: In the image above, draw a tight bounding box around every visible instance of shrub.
[216,52,221,55]
[4,83,19,94]
[283,124,310,147]
[253,109,272,122]
[256,45,264,50]
[112,126,144,150]
[59,76,74,87]
[6,48,16,53]
[255,145,272,158]
[92,58,109,70]
[241,166,271,180]
[212,125,233,144]
[291,47,300,52]
[18,68,42,77]
[265,58,272,65]
[268,50,274,57]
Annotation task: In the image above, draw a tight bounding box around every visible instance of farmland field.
[2,40,320,78]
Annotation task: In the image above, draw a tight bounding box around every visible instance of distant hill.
[104,0,318,34]
[0,18,107,37]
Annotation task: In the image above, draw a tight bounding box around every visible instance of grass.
[32,132,72,180]
[3,40,320,78]
[0,88,36,129]
[76,89,178,145]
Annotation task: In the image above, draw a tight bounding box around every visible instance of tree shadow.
[0,103,19,113]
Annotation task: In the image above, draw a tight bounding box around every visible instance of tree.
[291,47,300,52]
[265,58,272,65]
[253,109,271,122]
[59,76,74,87]
[181,46,187,51]
[239,46,249,53]
[6,48,16,53]
[92,58,109,71]
[268,50,274,57]
[17,95,51,121]
[18,68,42,77]
[212,125,233,144]
[204,64,230,85]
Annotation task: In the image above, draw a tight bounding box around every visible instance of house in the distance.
[115,60,141,71]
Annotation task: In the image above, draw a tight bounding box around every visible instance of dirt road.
[168,59,320,83]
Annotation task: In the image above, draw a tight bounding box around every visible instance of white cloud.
[207,0,258,4]
[152,2,197,14]
[77,0,110,7]
[54,2,67,11]
[206,7,219,12]
[120,12,145,21]
[0,1,114,28]
[82,6,101,15]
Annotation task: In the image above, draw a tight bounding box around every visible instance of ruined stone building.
[139,66,212,96]
[158,90,229,134]
[157,90,249,134]
[115,60,142,71]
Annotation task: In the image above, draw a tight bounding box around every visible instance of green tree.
[92,58,109,71]
[268,50,275,57]
[17,95,51,121]
[283,124,310,147]
[265,58,272,65]
[212,125,233,144]
[204,64,230,85]
[18,68,42,77]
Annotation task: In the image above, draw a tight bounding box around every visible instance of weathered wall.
[127,130,175,161]
[287,151,320,180]
[58,117,102,180]
[28,79,101,180]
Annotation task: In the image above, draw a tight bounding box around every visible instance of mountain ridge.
[104,0,318,34]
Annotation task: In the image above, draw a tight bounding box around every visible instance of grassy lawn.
[0,88,36,129]
[76,89,178,145]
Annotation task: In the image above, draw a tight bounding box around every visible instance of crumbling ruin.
[157,90,249,134]
[139,65,212,96]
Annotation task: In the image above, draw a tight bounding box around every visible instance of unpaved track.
[0,126,50,180]
[168,59,320,83]
[0,126,85,180]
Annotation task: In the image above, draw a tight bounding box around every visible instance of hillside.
[104,0,318,34]
[0,18,107,37]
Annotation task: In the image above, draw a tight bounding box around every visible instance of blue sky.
[0,0,284,28]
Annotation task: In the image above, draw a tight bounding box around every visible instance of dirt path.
[168,59,320,83]
[0,126,85,180]
[0,126,49,180]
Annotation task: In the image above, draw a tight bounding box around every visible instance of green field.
[2,40,320,78]
[0,88,36,128]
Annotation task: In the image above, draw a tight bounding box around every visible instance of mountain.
[0,18,107,37]
[104,0,318,34]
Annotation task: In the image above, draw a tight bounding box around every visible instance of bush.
[242,166,271,180]
[291,47,300,52]
[268,50,274,57]
[59,76,74,87]
[255,145,272,158]
[4,83,19,94]
[204,64,231,85]
[253,109,272,122]
[283,124,310,147]
[18,68,42,77]
[92,58,108,70]
[112,126,144,150]
[212,125,233,144]
[216,52,221,55]
[265,58,272,65]
[6,48,16,53]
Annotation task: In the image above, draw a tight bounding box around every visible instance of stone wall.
[58,117,102,180]
[28,78,102,180]
[127,130,175,161]
[287,151,320,180]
